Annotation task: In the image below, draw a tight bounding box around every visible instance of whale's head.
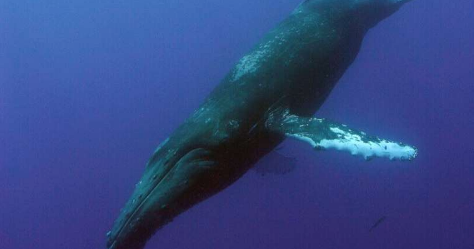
[106,141,225,249]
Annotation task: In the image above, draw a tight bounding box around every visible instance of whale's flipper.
[266,108,417,161]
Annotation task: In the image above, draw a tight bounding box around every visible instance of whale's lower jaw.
[106,142,269,249]
[107,241,145,249]
[106,147,215,249]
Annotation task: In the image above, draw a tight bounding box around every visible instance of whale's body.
[107,1,416,248]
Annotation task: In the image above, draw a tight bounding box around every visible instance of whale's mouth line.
[107,241,116,249]
[109,147,207,248]
[109,158,180,249]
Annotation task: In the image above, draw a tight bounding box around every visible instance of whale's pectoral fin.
[266,108,417,161]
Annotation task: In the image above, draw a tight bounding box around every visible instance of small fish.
[275,146,284,151]
[253,151,297,176]
[369,216,387,232]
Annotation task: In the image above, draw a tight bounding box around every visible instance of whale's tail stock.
[298,0,413,29]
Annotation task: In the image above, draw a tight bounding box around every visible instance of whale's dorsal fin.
[265,108,417,161]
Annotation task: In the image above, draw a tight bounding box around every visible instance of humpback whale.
[107,0,417,248]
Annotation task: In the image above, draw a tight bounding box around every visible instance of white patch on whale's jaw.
[230,23,299,82]
[232,50,268,81]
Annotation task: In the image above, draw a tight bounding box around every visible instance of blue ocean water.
[1,0,473,248]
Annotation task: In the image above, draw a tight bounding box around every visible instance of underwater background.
[1,0,473,248]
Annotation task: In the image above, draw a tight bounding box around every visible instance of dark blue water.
[1,1,473,248]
